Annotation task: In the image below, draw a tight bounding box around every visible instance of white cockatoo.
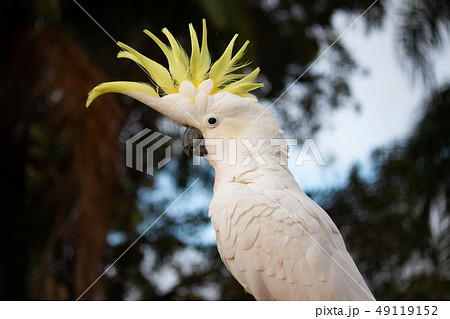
[87,20,375,301]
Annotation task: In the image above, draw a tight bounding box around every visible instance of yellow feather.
[209,37,252,91]
[143,29,185,85]
[162,28,190,83]
[88,21,262,104]
[162,28,189,67]
[86,81,158,107]
[223,68,263,96]
[189,20,211,86]
[199,19,211,84]
[229,40,250,67]
[117,42,175,94]
[221,74,246,85]
[209,34,238,89]
[189,23,201,85]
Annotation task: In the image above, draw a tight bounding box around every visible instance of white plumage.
[203,93,374,300]
[87,21,375,300]
[210,165,374,300]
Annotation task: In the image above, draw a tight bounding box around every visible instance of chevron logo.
[126,128,172,176]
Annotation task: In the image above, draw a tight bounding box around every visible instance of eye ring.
[204,114,221,128]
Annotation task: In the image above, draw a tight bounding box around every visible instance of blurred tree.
[0,9,129,300]
[323,84,450,300]
[0,0,403,301]
[317,0,450,300]
[395,0,450,85]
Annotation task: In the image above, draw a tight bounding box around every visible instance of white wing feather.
[209,177,374,301]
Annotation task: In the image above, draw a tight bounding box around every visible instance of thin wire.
[251,178,375,300]
[251,0,379,126]
[76,178,199,300]
[72,0,199,126]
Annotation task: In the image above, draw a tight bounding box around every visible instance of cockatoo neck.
[206,118,294,194]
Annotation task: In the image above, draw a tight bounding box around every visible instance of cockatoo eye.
[204,114,221,128]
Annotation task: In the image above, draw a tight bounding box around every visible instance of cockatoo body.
[87,20,375,301]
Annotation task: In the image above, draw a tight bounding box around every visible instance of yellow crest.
[87,20,262,107]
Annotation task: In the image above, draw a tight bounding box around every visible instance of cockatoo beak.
[87,20,263,157]
[183,127,207,157]
[86,81,208,157]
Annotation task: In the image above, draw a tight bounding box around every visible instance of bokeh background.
[1,0,449,300]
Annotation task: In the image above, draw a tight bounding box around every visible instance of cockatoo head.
[87,20,281,169]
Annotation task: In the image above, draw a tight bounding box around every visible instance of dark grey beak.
[183,127,208,157]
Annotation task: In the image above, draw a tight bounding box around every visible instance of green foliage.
[3,0,449,301]
[396,0,450,85]
[322,84,450,300]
